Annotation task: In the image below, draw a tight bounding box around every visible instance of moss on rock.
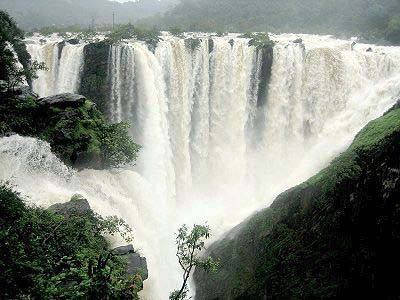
[0,91,140,169]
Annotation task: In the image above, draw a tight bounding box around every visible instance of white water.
[26,39,85,97]
[5,33,400,298]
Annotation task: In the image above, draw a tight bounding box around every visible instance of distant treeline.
[0,0,177,30]
[146,0,400,44]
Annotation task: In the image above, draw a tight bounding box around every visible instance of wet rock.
[112,245,135,255]
[208,38,214,53]
[112,245,148,280]
[67,39,80,45]
[292,38,303,44]
[38,93,86,108]
[48,194,92,216]
[366,47,373,52]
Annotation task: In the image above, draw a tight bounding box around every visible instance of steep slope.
[158,0,399,41]
[194,102,400,299]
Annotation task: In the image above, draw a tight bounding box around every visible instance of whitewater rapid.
[2,33,400,299]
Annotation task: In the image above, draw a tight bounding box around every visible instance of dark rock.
[79,42,110,115]
[38,93,86,108]
[366,47,373,52]
[67,39,80,45]
[112,245,148,280]
[75,151,102,170]
[48,194,92,216]
[208,38,214,53]
[58,41,66,60]
[292,38,303,44]
[13,85,37,99]
[39,39,47,44]
[112,245,135,255]
[229,39,234,47]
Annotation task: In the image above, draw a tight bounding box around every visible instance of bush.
[0,185,140,299]
[0,10,46,91]
[105,23,160,50]
[386,15,400,44]
[0,94,140,169]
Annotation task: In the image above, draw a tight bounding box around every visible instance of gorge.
[2,32,400,298]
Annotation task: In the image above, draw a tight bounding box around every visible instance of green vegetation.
[246,33,275,50]
[0,11,46,91]
[0,94,140,168]
[0,185,141,299]
[79,41,110,113]
[194,104,400,299]
[386,15,400,43]
[169,26,185,38]
[154,0,400,44]
[170,224,219,300]
[184,38,201,52]
[105,23,160,50]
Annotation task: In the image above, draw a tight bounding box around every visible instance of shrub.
[0,185,139,299]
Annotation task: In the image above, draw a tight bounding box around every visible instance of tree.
[386,15,400,44]
[170,224,219,300]
[0,10,47,92]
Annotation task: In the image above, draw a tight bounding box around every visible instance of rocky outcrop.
[38,93,85,108]
[194,103,400,299]
[79,41,110,115]
[1,89,138,169]
[112,245,149,280]
[49,196,148,281]
[48,194,92,216]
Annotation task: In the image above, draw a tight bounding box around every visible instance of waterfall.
[15,33,400,299]
[27,39,85,97]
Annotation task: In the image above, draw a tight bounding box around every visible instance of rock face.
[194,104,400,299]
[38,93,86,108]
[48,194,92,216]
[79,42,110,115]
[112,245,149,280]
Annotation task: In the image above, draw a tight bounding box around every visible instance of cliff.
[194,102,400,299]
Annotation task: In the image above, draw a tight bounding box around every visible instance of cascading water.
[5,33,400,299]
[26,38,85,97]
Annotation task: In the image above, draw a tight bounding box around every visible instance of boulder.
[48,194,92,216]
[112,245,135,255]
[112,245,148,280]
[38,93,85,108]
[292,38,303,44]
[67,39,80,45]
[12,85,37,100]
[366,47,373,52]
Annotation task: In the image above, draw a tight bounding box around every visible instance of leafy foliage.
[0,185,140,299]
[169,26,185,38]
[386,15,400,44]
[247,32,275,50]
[170,224,219,300]
[0,94,140,168]
[0,10,47,91]
[106,23,161,50]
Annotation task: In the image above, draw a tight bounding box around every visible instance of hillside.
[156,0,400,42]
[194,102,400,299]
[0,0,177,30]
